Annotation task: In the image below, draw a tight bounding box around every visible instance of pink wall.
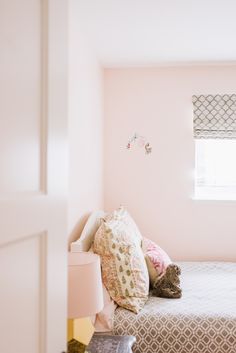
[104,66,236,261]
[68,1,104,241]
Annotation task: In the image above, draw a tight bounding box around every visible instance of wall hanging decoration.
[126,133,152,154]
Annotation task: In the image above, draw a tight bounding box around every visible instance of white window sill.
[193,186,236,201]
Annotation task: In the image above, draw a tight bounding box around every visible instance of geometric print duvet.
[113,262,236,353]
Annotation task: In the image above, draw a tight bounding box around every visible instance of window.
[195,139,236,200]
[192,94,236,200]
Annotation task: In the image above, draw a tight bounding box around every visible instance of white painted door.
[0,1,68,353]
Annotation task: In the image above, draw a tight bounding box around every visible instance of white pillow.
[70,210,106,252]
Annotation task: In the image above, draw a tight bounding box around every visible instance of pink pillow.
[94,285,117,332]
[142,237,171,286]
[89,245,117,332]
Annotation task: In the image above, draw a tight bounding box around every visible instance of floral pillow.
[142,237,182,299]
[94,208,149,313]
[104,206,143,246]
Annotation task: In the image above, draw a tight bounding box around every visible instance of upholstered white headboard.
[70,210,106,252]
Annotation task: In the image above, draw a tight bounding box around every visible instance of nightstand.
[87,335,136,353]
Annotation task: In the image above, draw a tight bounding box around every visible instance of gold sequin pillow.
[94,209,149,313]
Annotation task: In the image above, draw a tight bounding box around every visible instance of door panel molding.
[0,231,48,353]
[40,0,48,195]
[39,230,47,353]
[0,0,48,197]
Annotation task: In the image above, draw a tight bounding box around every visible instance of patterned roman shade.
[192,94,236,139]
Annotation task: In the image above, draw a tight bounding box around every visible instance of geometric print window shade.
[192,94,236,139]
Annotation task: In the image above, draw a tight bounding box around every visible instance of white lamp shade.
[68,252,104,319]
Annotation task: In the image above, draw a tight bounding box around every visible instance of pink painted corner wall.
[68,0,104,240]
[104,66,236,261]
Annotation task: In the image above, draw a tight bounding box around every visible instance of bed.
[71,211,236,353]
[113,261,236,353]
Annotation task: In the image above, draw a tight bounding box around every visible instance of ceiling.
[75,0,236,67]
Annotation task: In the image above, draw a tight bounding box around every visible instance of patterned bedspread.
[113,262,236,353]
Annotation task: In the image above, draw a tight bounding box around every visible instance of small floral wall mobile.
[126,133,152,154]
